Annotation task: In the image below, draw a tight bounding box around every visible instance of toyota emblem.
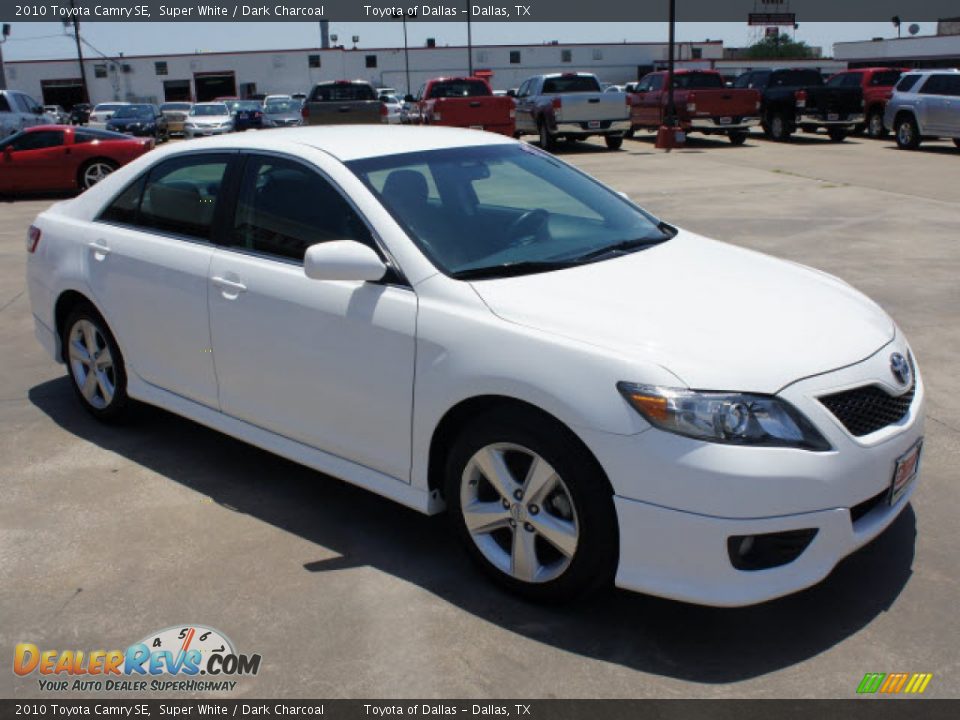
[890,353,912,386]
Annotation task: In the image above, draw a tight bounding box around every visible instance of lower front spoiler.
[613,479,915,607]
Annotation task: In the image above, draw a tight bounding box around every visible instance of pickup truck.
[407,77,516,136]
[734,68,864,142]
[627,70,761,145]
[513,72,631,150]
[826,67,905,138]
[301,80,385,126]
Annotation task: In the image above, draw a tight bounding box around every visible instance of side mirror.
[304,241,386,283]
[404,94,415,103]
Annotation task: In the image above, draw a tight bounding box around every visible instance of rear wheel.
[895,115,921,150]
[866,109,887,138]
[604,134,624,150]
[78,159,118,190]
[538,120,555,152]
[728,131,748,146]
[953,139,960,149]
[827,127,848,142]
[445,408,618,602]
[62,304,129,422]
[767,112,792,141]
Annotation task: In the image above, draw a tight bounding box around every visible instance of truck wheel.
[624,128,635,139]
[768,112,792,141]
[895,115,921,150]
[728,131,748,146]
[953,139,960,150]
[538,120,555,152]
[827,128,848,142]
[604,134,623,150]
[866,110,888,138]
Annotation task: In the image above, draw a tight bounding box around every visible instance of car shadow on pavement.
[626,134,760,151]
[29,377,917,684]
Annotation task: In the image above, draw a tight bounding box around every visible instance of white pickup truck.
[512,72,632,150]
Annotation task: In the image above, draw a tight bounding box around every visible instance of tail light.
[552,96,562,121]
[509,107,516,119]
[795,90,807,108]
[26,225,41,254]
[301,104,310,119]
[379,103,388,118]
[686,92,697,113]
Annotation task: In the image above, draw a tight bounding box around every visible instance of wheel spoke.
[95,368,114,404]
[94,351,113,370]
[511,527,539,582]
[472,446,519,501]
[463,500,511,535]
[68,339,91,365]
[81,322,99,357]
[81,368,99,401]
[530,513,578,558]
[522,456,557,504]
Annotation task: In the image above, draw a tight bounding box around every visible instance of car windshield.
[113,105,153,118]
[94,104,127,113]
[161,103,191,111]
[265,100,299,113]
[429,80,490,98]
[347,144,673,279]
[191,104,228,116]
[672,72,724,89]
[231,101,262,111]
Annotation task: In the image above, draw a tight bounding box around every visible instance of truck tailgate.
[683,89,759,119]
[805,87,863,117]
[304,101,382,125]
[431,97,514,128]
[558,93,629,122]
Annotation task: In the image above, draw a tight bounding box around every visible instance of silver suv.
[0,90,48,137]
[884,69,960,150]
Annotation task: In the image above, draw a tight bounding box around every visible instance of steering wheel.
[505,209,550,247]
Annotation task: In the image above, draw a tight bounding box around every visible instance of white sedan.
[24,127,924,605]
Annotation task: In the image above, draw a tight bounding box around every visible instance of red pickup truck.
[408,77,515,136]
[825,67,906,138]
[628,70,761,145]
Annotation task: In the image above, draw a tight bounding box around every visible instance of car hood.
[469,230,895,393]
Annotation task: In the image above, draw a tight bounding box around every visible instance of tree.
[744,32,814,59]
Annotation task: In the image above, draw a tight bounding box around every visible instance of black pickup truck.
[734,68,864,142]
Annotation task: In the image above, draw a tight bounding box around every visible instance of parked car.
[735,68,864,142]
[24,126,924,606]
[885,69,960,150]
[224,100,264,131]
[262,99,303,128]
[301,80,384,125]
[88,103,131,130]
[70,103,93,126]
[0,90,47,137]
[513,72,631,150]
[628,70,761,145]
[0,125,152,194]
[827,67,906,138]
[290,93,307,103]
[106,104,169,142]
[43,105,70,124]
[159,102,192,136]
[380,94,403,125]
[604,85,626,94]
[407,77,515,136]
[264,94,292,104]
[183,103,234,138]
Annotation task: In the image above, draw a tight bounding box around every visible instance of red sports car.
[0,125,154,194]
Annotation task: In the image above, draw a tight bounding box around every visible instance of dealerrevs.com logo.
[14,625,261,692]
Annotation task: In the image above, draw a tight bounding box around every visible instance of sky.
[0,21,933,62]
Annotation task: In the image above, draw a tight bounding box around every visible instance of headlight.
[616,383,830,451]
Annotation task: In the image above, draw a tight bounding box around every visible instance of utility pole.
[466,4,473,76]
[403,15,411,96]
[0,25,9,91]
[69,0,90,103]
[665,0,676,126]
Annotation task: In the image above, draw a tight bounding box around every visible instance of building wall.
[4,41,723,105]
[834,34,960,67]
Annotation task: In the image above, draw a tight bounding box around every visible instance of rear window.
[771,70,824,87]
[870,70,902,87]
[428,80,491,98]
[75,129,132,143]
[895,75,922,92]
[309,83,377,102]
[542,76,601,94]
[671,72,724,89]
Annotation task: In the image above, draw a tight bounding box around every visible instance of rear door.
[918,74,958,134]
[632,74,663,126]
[0,129,69,191]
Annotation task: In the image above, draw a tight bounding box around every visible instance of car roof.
[146,125,515,161]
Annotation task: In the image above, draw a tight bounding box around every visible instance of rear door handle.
[211,276,247,293]
[87,241,111,258]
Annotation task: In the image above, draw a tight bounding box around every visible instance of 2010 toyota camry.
[25,127,924,606]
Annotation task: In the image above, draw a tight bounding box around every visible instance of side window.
[138,155,231,240]
[100,176,146,225]
[844,73,863,88]
[517,80,530,98]
[919,75,946,95]
[232,155,372,262]
[733,73,752,89]
[896,74,921,92]
[943,76,960,97]
[10,130,65,151]
[648,75,664,91]
[826,74,846,87]
[0,94,10,113]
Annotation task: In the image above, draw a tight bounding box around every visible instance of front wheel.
[538,120,556,152]
[604,134,623,150]
[62,304,129,422]
[445,408,618,602]
[827,127,848,142]
[895,116,921,150]
[728,131,748,146]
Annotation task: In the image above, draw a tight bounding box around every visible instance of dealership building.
[3,39,724,107]
[834,18,960,69]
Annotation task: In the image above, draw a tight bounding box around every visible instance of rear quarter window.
[895,75,922,92]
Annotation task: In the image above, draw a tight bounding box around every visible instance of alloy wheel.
[68,319,116,409]
[898,122,914,147]
[82,162,115,188]
[460,443,579,584]
[868,112,884,138]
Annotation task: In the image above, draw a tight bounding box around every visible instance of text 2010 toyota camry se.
[25,127,924,606]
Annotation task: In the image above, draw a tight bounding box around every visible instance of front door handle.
[211,276,247,293]
[87,241,111,259]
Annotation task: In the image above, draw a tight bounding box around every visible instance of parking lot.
[1,129,958,699]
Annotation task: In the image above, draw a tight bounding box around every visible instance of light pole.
[0,24,10,91]
[403,15,411,95]
[466,3,473,76]
[69,0,90,103]
[655,0,683,149]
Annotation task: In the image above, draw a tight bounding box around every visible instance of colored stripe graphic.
[857,673,885,694]
[857,672,932,694]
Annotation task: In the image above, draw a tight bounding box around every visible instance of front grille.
[820,383,915,437]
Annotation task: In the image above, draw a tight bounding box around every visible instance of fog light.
[727,529,818,571]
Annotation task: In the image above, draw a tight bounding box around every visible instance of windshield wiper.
[568,237,666,264]
[450,260,576,280]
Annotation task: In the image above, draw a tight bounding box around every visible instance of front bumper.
[584,336,925,606]
[184,126,232,138]
[797,112,865,127]
[554,119,631,135]
[689,116,760,131]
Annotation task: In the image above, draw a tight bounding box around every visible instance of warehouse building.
[834,19,960,69]
[3,39,723,108]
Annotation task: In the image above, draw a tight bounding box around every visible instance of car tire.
[77,159,119,190]
[953,139,960,149]
[61,303,130,423]
[895,115,921,150]
[444,406,618,602]
[624,128,635,139]
[604,134,624,150]
[728,131,748,146]
[866,110,888,139]
[768,112,793,141]
[827,128,848,142]
[538,119,555,152]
